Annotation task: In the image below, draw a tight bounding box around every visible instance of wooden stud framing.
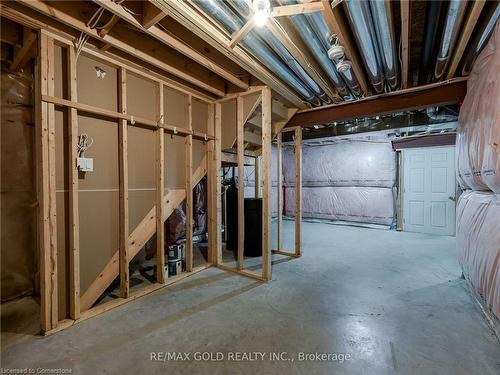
[143,1,167,29]
[213,103,223,265]
[294,127,302,257]
[236,95,245,271]
[400,0,410,89]
[10,26,36,72]
[229,18,255,49]
[447,1,486,79]
[254,156,260,198]
[261,87,272,280]
[185,95,193,272]
[94,0,248,90]
[118,67,129,298]
[276,133,283,252]
[37,32,58,332]
[67,44,80,320]
[270,2,324,17]
[156,83,165,284]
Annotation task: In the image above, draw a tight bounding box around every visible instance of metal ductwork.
[419,1,444,85]
[460,2,500,76]
[193,0,321,106]
[228,0,332,104]
[278,0,352,100]
[305,12,363,98]
[369,0,399,90]
[343,0,385,93]
[434,0,468,80]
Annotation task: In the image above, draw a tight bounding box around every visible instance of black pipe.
[419,1,445,85]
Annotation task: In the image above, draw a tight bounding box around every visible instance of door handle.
[448,195,456,202]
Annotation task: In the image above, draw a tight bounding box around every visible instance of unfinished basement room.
[1,0,499,374]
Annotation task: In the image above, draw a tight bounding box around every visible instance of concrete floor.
[2,221,499,374]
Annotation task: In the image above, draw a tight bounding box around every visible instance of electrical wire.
[77,133,94,158]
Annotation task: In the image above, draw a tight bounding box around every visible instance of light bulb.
[253,0,270,27]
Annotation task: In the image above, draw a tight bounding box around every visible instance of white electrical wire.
[77,134,94,158]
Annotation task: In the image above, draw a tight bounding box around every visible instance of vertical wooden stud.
[207,103,216,264]
[261,87,272,280]
[277,133,283,252]
[67,45,80,320]
[294,127,302,257]
[156,83,165,283]
[185,95,193,272]
[37,32,58,331]
[118,67,129,298]
[214,103,223,265]
[254,156,260,198]
[236,96,245,271]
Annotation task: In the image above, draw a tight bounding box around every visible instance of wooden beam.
[287,78,468,127]
[143,1,166,29]
[254,156,260,198]
[273,108,298,136]
[214,103,223,265]
[294,127,302,257]
[67,45,80,320]
[276,133,283,252]
[156,83,165,284]
[320,0,369,96]
[400,0,410,89]
[37,32,58,332]
[93,0,249,90]
[447,1,486,79]
[229,18,255,49]
[118,67,129,298]
[267,18,338,101]
[261,87,272,280]
[270,2,324,17]
[10,27,36,72]
[185,95,193,272]
[236,96,245,271]
[19,0,227,97]
[155,0,307,108]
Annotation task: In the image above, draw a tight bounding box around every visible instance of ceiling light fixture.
[253,0,270,27]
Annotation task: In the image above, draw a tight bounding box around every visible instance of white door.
[403,146,456,235]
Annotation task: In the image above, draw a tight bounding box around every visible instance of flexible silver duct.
[369,0,399,90]
[343,0,385,93]
[434,0,468,80]
[193,0,321,106]
[305,12,363,98]
[276,0,352,99]
[228,0,332,104]
[461,2,500,76]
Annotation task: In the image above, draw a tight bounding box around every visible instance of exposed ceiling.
[2,0,499,120]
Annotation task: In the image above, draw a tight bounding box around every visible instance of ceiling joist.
[92,0,249,90]
[153,0,307,108]
[447,0,486,79]
[142,1,166,29]
[270,2,324,17]
[400,0,410,89]
[10,26,36,72]
[229,17,255,49]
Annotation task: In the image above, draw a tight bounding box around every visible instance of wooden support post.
[118,67,129,298]
[37,32,58,331]
[207,103,215,264]
[156,83,165,283]
[261,87,272,280]
[67,45,80,320]
[277,133,283,252]
[254,156,260,198]
[214,103,223,265]
[236,95,245,271]
[185,95,193,272]
[294,127,302,257]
